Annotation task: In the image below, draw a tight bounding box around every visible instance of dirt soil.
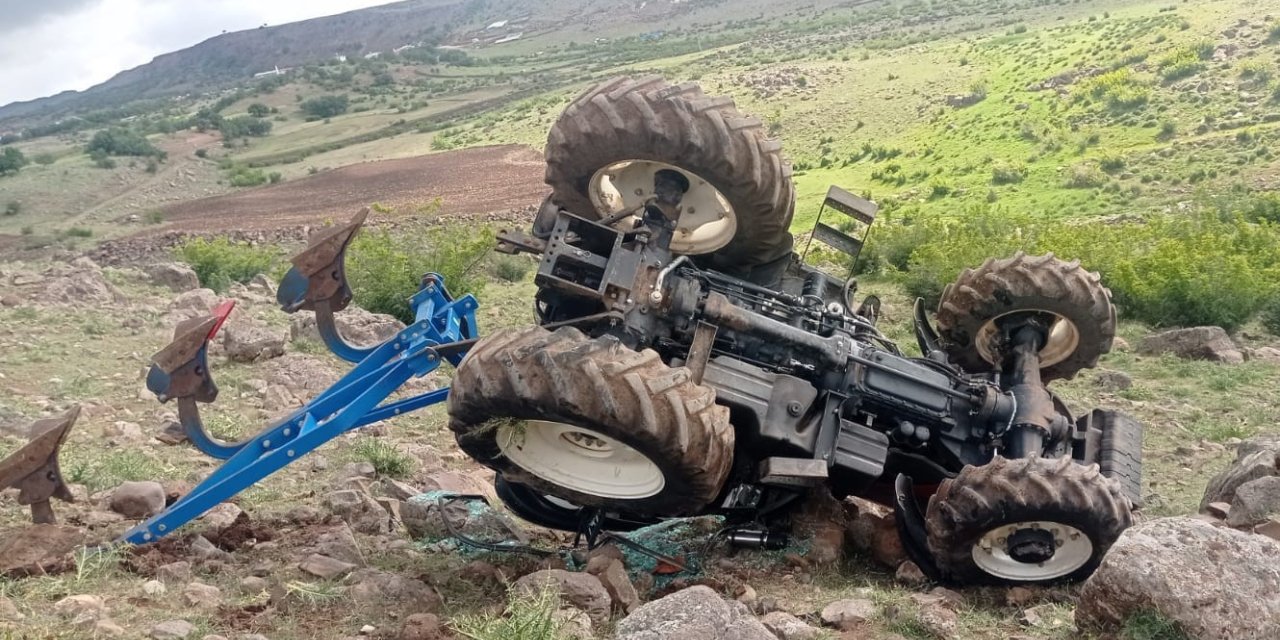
[158,144,548,232]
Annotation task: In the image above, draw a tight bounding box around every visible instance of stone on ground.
[170,289,220,315]
[182,581,223,608]
[150,620,197,640]
[512,569,611,627]
[586,557,640,614]
[402,491,525,543]
[1078,517,1280,639]
[222,322,287,363]
[820,597,878,631]
[1201,435,1280,510]
[842,496,906,568]
[145,263,200,292]
[109,480,166,518]
[1138,326,1243,363]
[1226,476,1280,528]
[615,585,776,640]
[54,594,105,619]
[399,613,450,640]
[760,611,823,640]
[290,306,405,346]
[299,553,357,580]
[346,568,443,614]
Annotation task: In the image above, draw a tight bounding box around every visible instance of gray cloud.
[0,0,104,34]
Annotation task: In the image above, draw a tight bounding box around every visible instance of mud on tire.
[448,325,734,516]
[935,252,1116,382]
[925,456,1133,585]
[544,75,795,269]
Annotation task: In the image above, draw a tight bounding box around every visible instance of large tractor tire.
[448,325,734,517]
[494,476,654,533]
[1074,409,1144,508]
[544,75,795,270]
[925,456,1132,585]
[935,252,1115,382]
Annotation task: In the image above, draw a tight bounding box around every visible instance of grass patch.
[451,584,564,640]
[351,438,414,478]
[347,222,491,323]
[1121,610,1190,640]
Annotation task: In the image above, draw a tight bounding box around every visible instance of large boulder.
[615,585,775,640]
[1226,476,1280,529]
[1139,326,1244,364]
[39,261,126,307]
[145,264,200,292]
[1078,517,1280,639]
[1201,436,1280,511]
[289,306,405,346]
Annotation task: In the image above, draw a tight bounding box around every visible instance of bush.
[268,172,283,184]
[1065,164,1107,188]
[33,152,56,165]
[87,128,162,158]
[63,227,93,238]
[490,255,531,282]
[351,439,413,478]
[226,164,268,187]
[175,237,282,292]
[991,163,1026,185]
[4,200,20,216]
[1262,295,1280,336]
[247,102,271,117]
[868,202,1280,331]
[1099,154,1126,174]
[219,115,273,139]
[347,223,491,323]
[0,147,28,176]
[195,148,208,159]
[300,94,349,119]
[1158,48,1206,82]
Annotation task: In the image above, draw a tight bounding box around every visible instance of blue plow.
[119,209,478,545]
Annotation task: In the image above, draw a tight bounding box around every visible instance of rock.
[1227,476,1280,528]
[156,420,188,445]
[760,611,823,640]
[820,598,877,630]
[40,264,125,307]
[290,306,404,346]
[615,585,775,640]
[170,289,220,315]
[150,620,197,640]
[247,273,276,297]
[323,489,391,534]
[146,264,200,292]
[156,561,192,583]
[54,594,105,619]
[299,554,357,580]
[109,480,166,518]
[594,558,640,614]
[382,479,423,501]
[104,420,144,443]
[1206,501,1232,519]
[360,625,376,635]
[0,596,22,622]
[239,576,268,594]
[1093,369,1133,391]
[416,471,493,499]
[198,503,244,536]
[895,560,927,585]
[182,581,222,608]
[0,523,86,577]
[1112,336,1130,352]
[142,579,167,596]
[342,461,377,480]
[1255,517,1280,541]
[403,491,524,543]
[1078,517,1280,639]
[305,522,365,565]
[1139,326,1244,363]
[512,570,611,627]
[95,618,126,637]
[842,496,906,568]
[346,569,442,614]
[1020,603,1072,628]
[223,323,287,363]
[917,602,960,638]
[1201,436,1280,510]
[792,488,846,564]
[1244,346,1280,363]
[189,535,232,562]
[400,613,449,640]
[553,607,594,639]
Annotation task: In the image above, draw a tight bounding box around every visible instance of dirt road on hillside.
[158,144,548,232]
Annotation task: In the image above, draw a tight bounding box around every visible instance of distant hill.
[0,0,477,123]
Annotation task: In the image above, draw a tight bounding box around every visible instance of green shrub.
[0,147,28,176]
[226,164,268,187]
[866,200,1280,331]
[451,584,563,640]
[195,148,208,158]
[175,237,282,292]
[347,223,491,323]
[1065,164,1107,188]
[63,227,93,238]
[1261,295,1280,336]
[301,94,349,119]
[268,172,283,184]
[32,152,56,165]
[3,200,19,216]
[87,128,162,158]
[351,439,413,478]
[1158,48,1206,82]
[991,163,1026,185]
[1099,154,1126,174]
[490,255,531,282]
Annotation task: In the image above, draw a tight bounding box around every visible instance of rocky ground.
[2,253,1280,640]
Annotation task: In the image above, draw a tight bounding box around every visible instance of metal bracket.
[0,407,79,524]
[893,474,942,581]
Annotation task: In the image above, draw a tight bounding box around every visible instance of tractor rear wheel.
[935,252,1115,382]
[543,75,795,271]
[448,325,734,517]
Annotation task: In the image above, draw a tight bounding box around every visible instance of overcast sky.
[0,0,401,107]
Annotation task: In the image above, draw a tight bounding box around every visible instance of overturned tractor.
[2,76,1141,586]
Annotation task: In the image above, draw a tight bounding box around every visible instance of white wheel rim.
[496,420,665,499]
[971,520,1093,581]
[975,310,1080,369]
[588,159,737,255]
